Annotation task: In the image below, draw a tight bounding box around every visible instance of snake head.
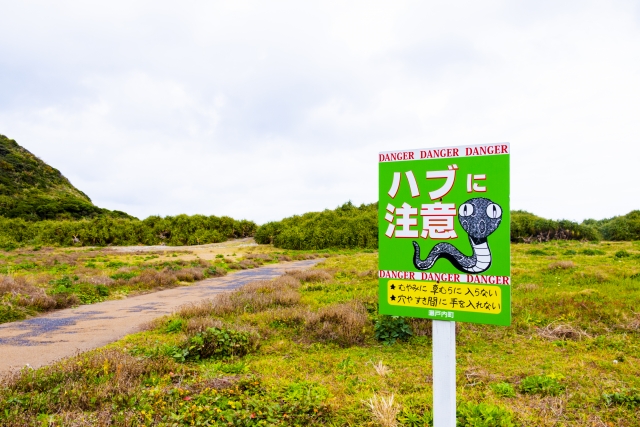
[458,197,503,241]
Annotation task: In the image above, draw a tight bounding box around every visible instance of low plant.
[398,409,433,427]
[182,327,260,361]
[491,382,516,398]
[526,249,548,256]
[305,301,370,347]
[365,393,400,427]
[602,389,640,408]
[374,315,413,345]
[519,374,565,396]
[614,250,631,258]
[581,248,605,256]
[456,401,516,427]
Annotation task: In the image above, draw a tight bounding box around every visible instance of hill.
[0,134,130,220]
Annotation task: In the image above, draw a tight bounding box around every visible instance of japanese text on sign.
[387,281,502,314]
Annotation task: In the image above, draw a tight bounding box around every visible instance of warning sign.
[378,143,511,326]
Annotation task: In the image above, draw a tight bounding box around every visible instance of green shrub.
[593,211,640,241]
[615,250,631,258]
[110,272,137,281]
[520,374,565,396]
[182,327,259,361]
[374,315,412,345]
[165,319,185,333]
[456,401,516,427]
[0,304,27,323]
[0,214,257,247]
[511,210,600,242]
[581,249,605,256]
[95,285,110,297]
[398,409,433,427]
[255,201,378,250]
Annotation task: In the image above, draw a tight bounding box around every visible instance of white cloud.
[0,0,639,223]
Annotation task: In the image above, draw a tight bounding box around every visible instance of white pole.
[433,320,456,426]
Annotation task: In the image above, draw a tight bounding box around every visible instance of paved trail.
[0,259,322,374]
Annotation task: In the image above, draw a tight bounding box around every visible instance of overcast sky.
[1,1,639,223]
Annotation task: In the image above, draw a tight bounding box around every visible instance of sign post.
[378,144,511,425]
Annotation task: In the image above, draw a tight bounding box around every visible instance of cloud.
[0,1,638,223]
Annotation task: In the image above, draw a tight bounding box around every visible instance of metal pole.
[433,320,456,426]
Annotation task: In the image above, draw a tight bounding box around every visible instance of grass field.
[1,241,639,426]
[0,242,335,324]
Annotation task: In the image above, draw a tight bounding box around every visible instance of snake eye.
[459,203,474,217]
[486,203,502,219]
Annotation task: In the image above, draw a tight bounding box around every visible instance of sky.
[0,1,639,224]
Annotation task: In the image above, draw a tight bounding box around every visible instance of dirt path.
[0,259,322,374]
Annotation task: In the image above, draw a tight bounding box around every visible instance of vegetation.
[2,240,639,425]
[256,202,640,250]
[0,135,257,248]
[510,210,599,242]
[0,134,132,221]
[584,210,640,241]
[0,214,257,249]
[255,201,377,250]
[0,244,328,324]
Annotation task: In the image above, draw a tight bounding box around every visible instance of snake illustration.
[413,197,503,274]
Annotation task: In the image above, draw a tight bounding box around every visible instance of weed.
[181,327,260,361]
[398,409,433,427]
[491,382,516,398]
[371,360,391,377]
[96,284,110,297]
[184,316,225,334]
[285,381,330,404]
[213,276,301,315]
[581,248,605,256]
[374,315,413,345]
[526,249,548,256]
[548,261,575,270]
[456,401,515,427]
[520,374,565,396]
[614,250,631,258]
[365,393,399,427]
[285,268,332,283]
[537,323,589,341]
[602,389,640,408]
[165,319,185,333]
[205,266,226,277]
[305,301,370,347]
[208,360,250,374]
[110,272,137,281]
[175,267,205,282]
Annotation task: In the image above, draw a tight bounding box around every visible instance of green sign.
[378,144,511,326]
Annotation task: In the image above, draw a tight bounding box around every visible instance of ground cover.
[1,240,639,426]
[0,242,339,324]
